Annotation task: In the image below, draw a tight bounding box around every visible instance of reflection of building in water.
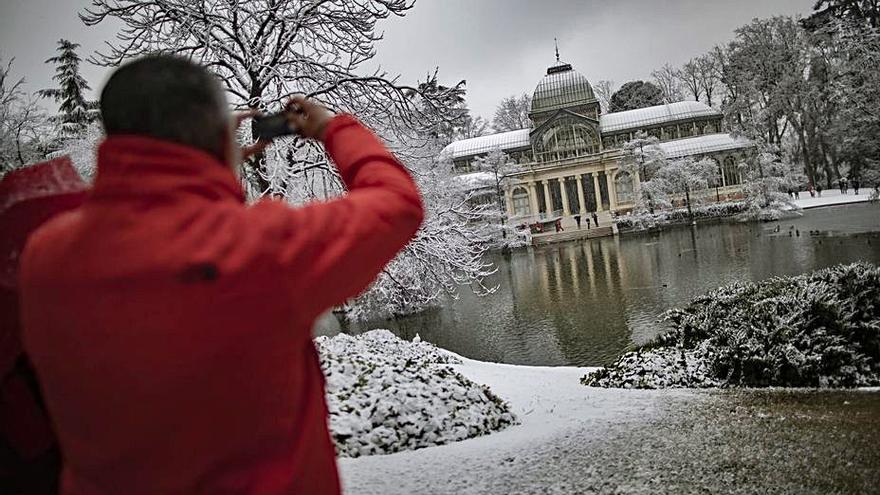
[443,54,754,244]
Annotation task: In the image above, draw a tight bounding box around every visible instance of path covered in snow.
[338,356,697,493]
[339,355,880,494]
[792,189,874,210]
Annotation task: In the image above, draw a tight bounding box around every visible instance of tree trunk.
[245,81,272,196]
[685,187,693,223]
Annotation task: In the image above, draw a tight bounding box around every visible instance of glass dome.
[530,61,596,114]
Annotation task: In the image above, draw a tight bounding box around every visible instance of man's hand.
[232,110,271,163]
[286,96,333,140]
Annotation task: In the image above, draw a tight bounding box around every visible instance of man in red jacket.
[19,55,424,494]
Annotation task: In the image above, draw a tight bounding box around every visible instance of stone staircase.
[532,225,614,245]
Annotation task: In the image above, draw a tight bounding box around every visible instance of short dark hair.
[100,55,228,160]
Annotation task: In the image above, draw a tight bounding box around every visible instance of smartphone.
[253,112,297,140]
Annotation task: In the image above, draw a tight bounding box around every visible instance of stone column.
[606,171,618,210]
[504,189,515,216]
[528,181,540,216]
[593,173,604,211]
[542,180,552,216]
[575,174,587,214]
[559,177,571,216]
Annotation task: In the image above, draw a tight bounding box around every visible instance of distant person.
[839,177,846,194]
[591,211,599,226]
[787,187,793,198]
[794,189,800,199]
[585,216,591,229]
[574,214,581,229]
[853,178,860,195]
[18,55,423,495]
[816,183,823,197]
[555,219,564,232]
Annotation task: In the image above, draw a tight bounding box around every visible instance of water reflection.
[340,204,880,366]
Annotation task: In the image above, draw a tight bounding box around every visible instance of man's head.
[100,55,231,164]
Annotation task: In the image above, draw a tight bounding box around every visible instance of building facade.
[442,60,753,243]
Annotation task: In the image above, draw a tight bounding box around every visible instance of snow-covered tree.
[1,57,53,174]
[677,58,703,102]
[821,19,880,188]
[38,39,97,138]
[455,112,490,140]
[593,80,615,114]
[619,131,668,213]
[57,121,104,181]
[737,150,800,221]
[492,94,531,131]
[609,80,664,112]
[654,156,719,221]
[810,0,880,28]
[651,64,684,103]
[694,54,720,106]
[471,147,530,247]
[343,140,498,320]
[81,0,466,196]
[80,0,496,321]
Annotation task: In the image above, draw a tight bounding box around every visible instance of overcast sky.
[1,0,814,121]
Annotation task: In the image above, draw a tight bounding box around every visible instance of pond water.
[329,203,880,367]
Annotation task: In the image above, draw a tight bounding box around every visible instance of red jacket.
[19,115,424,495]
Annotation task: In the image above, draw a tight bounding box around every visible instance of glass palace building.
[442,59,753,243]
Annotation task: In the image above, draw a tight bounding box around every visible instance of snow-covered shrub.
[583,262,880,388]
[584,344,721,389]
[615,201,748,231]
[316,330,517,457]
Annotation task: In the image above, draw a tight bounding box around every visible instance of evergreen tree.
[609,81,664,112]
[38,39,96,137]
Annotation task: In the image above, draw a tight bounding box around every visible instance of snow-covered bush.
[615,201,748,231]
[316,330,517,457]
[584,262,880,388]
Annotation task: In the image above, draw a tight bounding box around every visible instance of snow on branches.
[38,39,97,138]
[736,149,802,221]
[318,330,516,457]
[1,57,54,173]
[80,0,496,321]
[80,0,467,195]
[344,148,499,321]
[618,131,718,221]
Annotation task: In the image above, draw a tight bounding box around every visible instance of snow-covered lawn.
[338,352,694,494]
[792,189,874,209]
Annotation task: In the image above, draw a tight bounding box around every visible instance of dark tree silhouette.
[608,80,664,112]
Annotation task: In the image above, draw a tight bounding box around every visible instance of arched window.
[722,157,741,186]
[615,171,635,204]
[533,118,600,162]
[511,187,531,216]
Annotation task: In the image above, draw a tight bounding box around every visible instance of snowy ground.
[339,354,880,494]
[792,189,874,209]
[338,353,699,494]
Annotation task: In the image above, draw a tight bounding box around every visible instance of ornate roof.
[441,129,531,160]
[530,61,596,114]
[658,133,752,158]
[600,101,721,133]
